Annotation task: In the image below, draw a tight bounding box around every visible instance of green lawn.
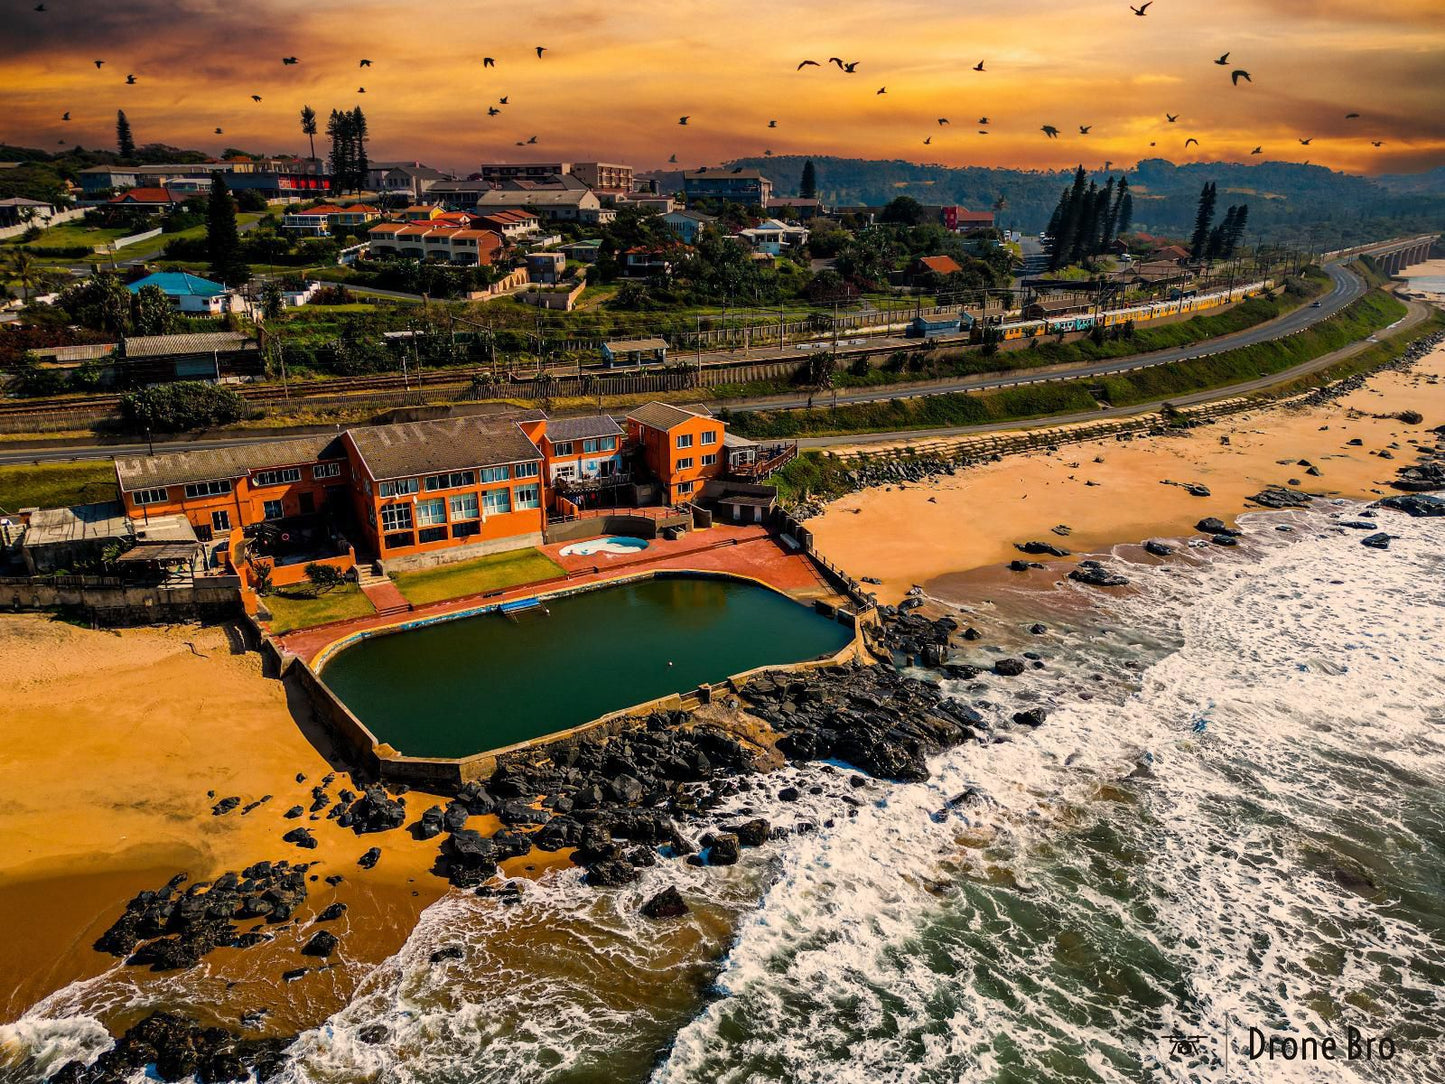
[392,548,565,606]
[263,583,375,634]
[4,223,133,250]
[0,461,119,513]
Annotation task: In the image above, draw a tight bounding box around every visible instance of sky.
[2,0,1443,179]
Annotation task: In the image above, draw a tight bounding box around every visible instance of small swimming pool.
[558,535,651,557]
[319,574,853,758]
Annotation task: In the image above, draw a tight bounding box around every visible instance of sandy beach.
[810,340,1445,602]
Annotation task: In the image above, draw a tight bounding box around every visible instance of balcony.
[727,443,797,480]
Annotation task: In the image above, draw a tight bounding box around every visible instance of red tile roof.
[109,187,181,205]
[917,255,963,275]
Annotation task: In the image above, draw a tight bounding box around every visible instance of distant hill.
[658,156,1444,247]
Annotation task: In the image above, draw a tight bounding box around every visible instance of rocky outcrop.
[1248,487,1313,509]
[1374,494,1444,517]
[1068,561,1130,587]
[342,785,407,834]
[47,1011,293,1084]
[641,886,689,919]
[1015,541,1070,557]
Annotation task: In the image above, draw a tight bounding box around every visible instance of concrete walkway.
[358,577,411,617]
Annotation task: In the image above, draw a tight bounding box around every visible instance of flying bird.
[938,117,950,125]
[357,86,366,93]
[1185,137,1199,147]
[764,149,773,156]
[797,60,820,70]
[1251,146,1262,154]
[974,60,986,71]
[126,74,137,84]
[978,130,990,135]
[1215,52,1230,65]
[1298,137,1312,145]
[535,46,547,58]
[526,135,538,143]
[678,116,689,125]
[1041,125,1060,138]
[978,116,990,125]
[829,57,845,69]
[843,61,859,72]
[251,94,263,102]
[668,154,678,163]
[483,57,495,67]
[1231,70,1251,85]
[768,120,777,128]
[487,107,500,116]
[93,60,104,68]
[499,96,508,104]
[923,136,932,145]
[1344,112,1360,119]
[61,111,70,121]
[1079,125,1092,134]
[1371,141,1384,147]
[877,87,886,94]
[215,127,223,134]
[282,57,298,65]
[360,59,372,67]
[1131,2,1152,14]
[1166,113,1179,122]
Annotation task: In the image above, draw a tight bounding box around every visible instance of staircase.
[356,563,413,618]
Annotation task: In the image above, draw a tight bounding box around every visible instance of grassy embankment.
[0,461,118,513]
[263,584,376,634]
[758,285,1409,467]
[391,548,565,606]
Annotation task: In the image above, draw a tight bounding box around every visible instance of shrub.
[118,381,249,432]
[304,563,346,593]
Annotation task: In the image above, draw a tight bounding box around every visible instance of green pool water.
[319,575,853,758]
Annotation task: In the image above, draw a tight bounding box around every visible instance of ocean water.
[6,503,1444,1083]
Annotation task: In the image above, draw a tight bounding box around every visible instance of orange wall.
[119,459,350,540]
[629,415,723,504]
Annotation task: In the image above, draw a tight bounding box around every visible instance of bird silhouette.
[360,59,372,67]
[923,136,932,145]
[877,87,887,94]
[483,57,495,67]
[1371,141,1384,147]
[515,141,525,146]
[61,111,70,121]
[1166,113,1179,122]
[527,135,538,143]
[1079,125,1092,134]
[535,46,547,58]
[768,120,777,128]
[93,59,104,68]
[764,149,773,156]
[126,74,137,84]
[357,86,366,93]
[1041,125,1059,138]
[1185,137,1199,147]
[487,107,500,116]
[797,60,820,70]
[1344,112,1360,119]
[668,154,678,163]
[1251,146,1262,154]
[678,116,689,125]
[251,94,262,102]
[1298,137,1312,145]
[215,127,223,134]
[1150,141,1157,147]
[843,61,859,73]
[1231,70,1251,85]
[1131,1,1152,13]
[978,130,990,135]
[282,57,298,65]
[499,96,508,104]
[1215,52,1230,65]
[938,117,950,125]
[978,116,990,125]
[829,57,844,69]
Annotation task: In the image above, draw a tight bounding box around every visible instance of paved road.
[0,260,1390,468]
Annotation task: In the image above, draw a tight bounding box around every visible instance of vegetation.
[206,173,249,286]
[264,583,374,634]
[304,563,347,592]
[118,382,249,432]
[1044,168,1132,270]
[391,548,565,606]
[770,450,856,505]
[1263,310,1445,398]
[0,461,119,513]
[115,111,135,160]
[326,107,370,194]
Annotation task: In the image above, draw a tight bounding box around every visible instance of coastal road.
[0,260,1386,468]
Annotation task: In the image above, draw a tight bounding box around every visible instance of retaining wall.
[0,576,244,625]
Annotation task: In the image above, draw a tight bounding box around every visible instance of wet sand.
[0,617,453,1030]
[810,341,1445,603]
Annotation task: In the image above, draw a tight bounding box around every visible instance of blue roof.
[127,272,227,298]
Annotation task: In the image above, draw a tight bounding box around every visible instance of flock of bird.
[32,0,1390,165]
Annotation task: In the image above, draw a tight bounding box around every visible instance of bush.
[304,563,346,593]
[118,381,249,432]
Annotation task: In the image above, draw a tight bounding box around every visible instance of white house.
[735,218,809,256]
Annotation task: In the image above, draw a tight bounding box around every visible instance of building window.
[677,481,694,495]
[252,467,302,487]
[701,431,718,446]
[483,488,512,516]
[263,500,284,520]
[416,498,446,527]
[211,509,232,532]
[676,433,693,449]
[383,531,414,550]
[380,504,413,531]
[582,437,615,454]
[515,461,540,478]
[424,470,475,491]
[676,457,694,470]
[379,478,419,498]
[452,520,481,539]
[479,465,510,483]
[184,479,232,499]
[449,493,480,521]
[313,462,342,480]
[418,526,448,544]
[701,453,718,466]
[514,484,540,510]
[133,487,168,506]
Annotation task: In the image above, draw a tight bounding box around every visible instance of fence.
[0,207,86,241]
[108,226,164,251]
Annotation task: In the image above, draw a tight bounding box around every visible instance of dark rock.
[430,945,466,965]
[705,833,740,866]
[641,886,690,919]
[315,902,347,922]
[1027,623,1047,635]
[962,627,982,641]
[1143,540,1173,557]
[778,786,801,802]
[1339,520,1376,530]
[1374,494,1445,517]
[44,1011,293,1084]
[416,805,446,840]
[1360,533,1392,549]
[1068,561,1129,587]
[211,796,241,816]
[346,785,406,834]
[727,818,771,847]
[357,847,381,870]
[1015,541,1070,557]
[301,930,338,957]
[357,1024,390,1045]
[1248,487,1312,509]
[1209,534,1239,547]
[583,859,638,887]
[282,827,317,850]
[283,805,304,819]
[1396,410,1424,425]
[1013,708,1048,727]
[993,658,1027,677]
[1195,517,1232,535]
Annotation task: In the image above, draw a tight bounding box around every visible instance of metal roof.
[544,415,623,443]
[346,414,543,482]
[122,331,256,359]
[113,436,345,492]
[21,501,130,547]
[604,337,669,353]
[116,541,202,562]
[626,401,714,431]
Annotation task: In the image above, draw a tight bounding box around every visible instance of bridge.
[1322,234,1439,277]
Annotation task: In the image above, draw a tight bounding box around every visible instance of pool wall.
[289,568,870,789]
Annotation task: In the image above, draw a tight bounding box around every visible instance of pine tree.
[1099,177,1118,250]
[300,105,318,165]
[1189,182,1217,260]
[326,109,351,192]
[1051,167,1088,270]
[206,172,250,287]
[1116,188,1134,236]
[1225,203,1249,258]
[799,159,817,200]
[349,107,369,193]
[1070,180,1099,265]
[116,110,135,159]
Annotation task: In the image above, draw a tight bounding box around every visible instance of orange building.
[626,402,724,505]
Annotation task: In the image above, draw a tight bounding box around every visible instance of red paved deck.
[358,577,411,616]
[275,525,842,664]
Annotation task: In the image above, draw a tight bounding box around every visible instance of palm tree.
[299,105,318,165]
[8,250,37,303]
[992,195,1009,233]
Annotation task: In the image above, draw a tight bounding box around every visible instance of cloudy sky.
[2,0,1442,177]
